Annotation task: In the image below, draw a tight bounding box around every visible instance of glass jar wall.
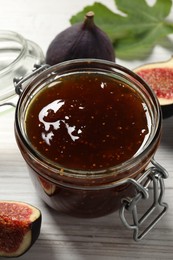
[14,59,162,218]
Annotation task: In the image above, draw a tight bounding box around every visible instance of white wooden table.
[0,0,173,259]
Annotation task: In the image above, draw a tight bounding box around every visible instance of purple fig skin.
[46,11,115,65]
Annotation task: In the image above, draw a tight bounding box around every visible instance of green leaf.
[115,0,172,21]
[115,17,173,60]
[70,0,173,60]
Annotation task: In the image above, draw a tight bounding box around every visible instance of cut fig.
[134,56,173,118]
[0,201,41,257]
[46,11,115,65]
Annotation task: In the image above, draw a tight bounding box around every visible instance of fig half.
[134,56,173,118]
[0,201,41,257]
[46,11,115,65]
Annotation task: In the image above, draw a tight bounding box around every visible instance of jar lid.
[0,30,44,111]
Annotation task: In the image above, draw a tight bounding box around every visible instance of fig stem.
[83,11,95,30]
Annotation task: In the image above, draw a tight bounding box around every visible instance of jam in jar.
[15,59,163,218]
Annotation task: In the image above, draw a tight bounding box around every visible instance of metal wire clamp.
[14,64,50,95]
[119,158,168,241]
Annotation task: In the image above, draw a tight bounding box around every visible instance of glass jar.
[0,30,44,110]
[14,59,168,241]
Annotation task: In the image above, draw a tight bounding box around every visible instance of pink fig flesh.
[134,57,173,106]
[0,201,41,257]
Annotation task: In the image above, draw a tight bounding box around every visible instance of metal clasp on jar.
[14,64,50,95]
[119,158,168,241]
[0,64,49,109]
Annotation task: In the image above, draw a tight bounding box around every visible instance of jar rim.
[15,58,162,179]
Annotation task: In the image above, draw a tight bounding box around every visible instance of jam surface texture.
[25,72,150,170]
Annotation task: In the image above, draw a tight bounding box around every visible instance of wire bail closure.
[0,64,49,109]
[119,158,168,241]
[14,64,50,95]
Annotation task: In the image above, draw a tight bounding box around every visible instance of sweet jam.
[25,72,150,171]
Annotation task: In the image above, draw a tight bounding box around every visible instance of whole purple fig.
[46,11,115,65]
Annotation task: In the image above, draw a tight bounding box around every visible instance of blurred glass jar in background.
[0,30,44,110]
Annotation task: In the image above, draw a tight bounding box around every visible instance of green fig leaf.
[70,0,173,60]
